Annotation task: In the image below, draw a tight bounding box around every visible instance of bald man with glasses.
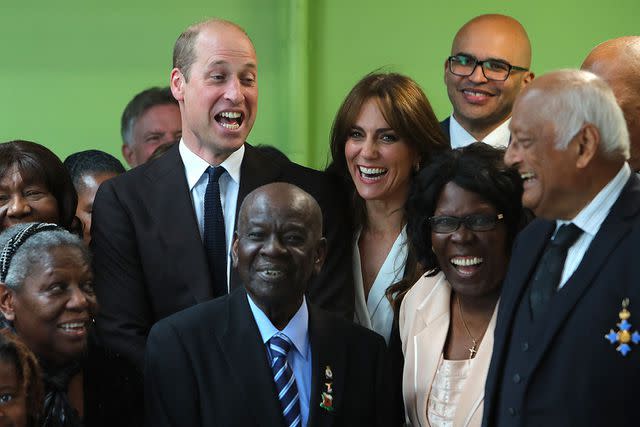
[442,14,535,148]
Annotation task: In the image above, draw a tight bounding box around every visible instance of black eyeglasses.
[447,54,529,81]
[428,213,504,233]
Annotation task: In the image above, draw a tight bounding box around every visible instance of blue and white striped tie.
[269,333,301,427]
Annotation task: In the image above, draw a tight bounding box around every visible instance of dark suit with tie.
[91,143,353,369]
[144,287,389,427]
[483,174,640,427]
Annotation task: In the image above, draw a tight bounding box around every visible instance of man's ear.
[312,238,328,275]
[170,68,186,102]
[0,284,16,322]
[231,233,239,268]
[522,71,535,86]
[122,144,134,168]
[575,123,600,169]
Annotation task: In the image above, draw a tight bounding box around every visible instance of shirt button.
[508,407,517,416]
[522,341,529,351]
[513,373,521,384]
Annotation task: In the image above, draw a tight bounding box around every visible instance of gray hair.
[0,223,90,290]
[120,86,178,146]
[532,69,630,159]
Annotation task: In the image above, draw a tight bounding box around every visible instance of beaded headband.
[0,223,62,283]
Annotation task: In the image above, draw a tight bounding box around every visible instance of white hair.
[531,69,630,159]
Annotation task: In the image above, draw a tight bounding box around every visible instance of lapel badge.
[320,365,335,412]
[605,298,640,356]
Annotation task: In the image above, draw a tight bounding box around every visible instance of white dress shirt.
[556,163,631,288]
[179,140,244,288]
[449,115,511,149]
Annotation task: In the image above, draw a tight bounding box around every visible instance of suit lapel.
[411,274,450,426]
[484,219,553,419]
[308,305,344,427]
[491,220,554,363]
[218,289,285,427]
[144,146,212,302]
[526,175,640,374]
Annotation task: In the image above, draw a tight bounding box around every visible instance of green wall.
[1,1,638,169]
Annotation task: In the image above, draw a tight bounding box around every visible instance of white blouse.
[353,225,408,344]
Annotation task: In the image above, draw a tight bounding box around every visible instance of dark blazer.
[144,288,389,427]
[91,143,353,369]
[483,173,640,427]
[440,117,450,141]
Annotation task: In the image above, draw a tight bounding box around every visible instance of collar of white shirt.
[449,115,511,149]
[179,139,244,190]
[556,162,631,237]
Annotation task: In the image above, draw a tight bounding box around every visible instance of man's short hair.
[172,18,251,81]
[121,87,178,146]
[63,149,125,189]
[533,69,630,159]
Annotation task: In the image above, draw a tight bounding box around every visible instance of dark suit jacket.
[483,173,640,427]
[91,143,353,369]
[440,117,450,141]
[144,288,389,427]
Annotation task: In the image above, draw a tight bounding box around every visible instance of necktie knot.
[207,166,226,182]
[269,334,292,358]
[551,223,582,249]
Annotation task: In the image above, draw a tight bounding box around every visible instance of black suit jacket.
[144,288,389,427]
[440,117,450,141]
[483,173,640,426]
[91,143,353,369]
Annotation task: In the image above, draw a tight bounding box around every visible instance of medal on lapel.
[605,298,640,356]
[320,365,334,412]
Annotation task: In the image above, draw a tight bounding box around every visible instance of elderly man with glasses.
[441,14,535,148]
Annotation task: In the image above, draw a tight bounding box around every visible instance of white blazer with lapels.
[399,271,498,427]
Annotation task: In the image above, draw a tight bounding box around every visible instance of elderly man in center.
[145,183,389,427]
[441,14,534,148]
[482,69,640,427]
[91,18,352,370]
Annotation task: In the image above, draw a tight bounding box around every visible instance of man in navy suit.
[91,19,352,370]
[145,183,388,427]
[441,14,534,148]
[483,69,640,426]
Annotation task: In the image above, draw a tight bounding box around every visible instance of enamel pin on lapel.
[605,298,640,356]
[320,365,334,412]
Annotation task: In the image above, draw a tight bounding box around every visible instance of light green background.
[1,1,638,169]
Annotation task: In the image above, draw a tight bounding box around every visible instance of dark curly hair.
[388,142,529,307]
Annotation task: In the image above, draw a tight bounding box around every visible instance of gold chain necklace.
[457,294,478,359]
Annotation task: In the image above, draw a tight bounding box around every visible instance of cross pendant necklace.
[457,294,479,359]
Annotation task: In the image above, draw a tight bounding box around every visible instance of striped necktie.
[269,333,301,427]
[203,166,227,296]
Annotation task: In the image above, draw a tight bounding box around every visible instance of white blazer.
[353,226,408,344]
[399,272,498,427]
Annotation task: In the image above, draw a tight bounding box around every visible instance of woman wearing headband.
[0,223,142,427]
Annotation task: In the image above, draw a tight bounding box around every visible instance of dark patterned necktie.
[203,166,227,296]
[269,334,301,427]
[529,223,583,320]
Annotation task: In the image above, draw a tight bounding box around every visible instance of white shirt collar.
[449,115,511,149]
[179,139,244,190]
[557,163,631,236]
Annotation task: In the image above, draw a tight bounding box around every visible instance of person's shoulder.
[312,305,385,349]
[150,294,229,338]
[403,271,447,309]
[103,145,182,191]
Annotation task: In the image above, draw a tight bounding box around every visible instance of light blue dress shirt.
[247,295,312,427]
